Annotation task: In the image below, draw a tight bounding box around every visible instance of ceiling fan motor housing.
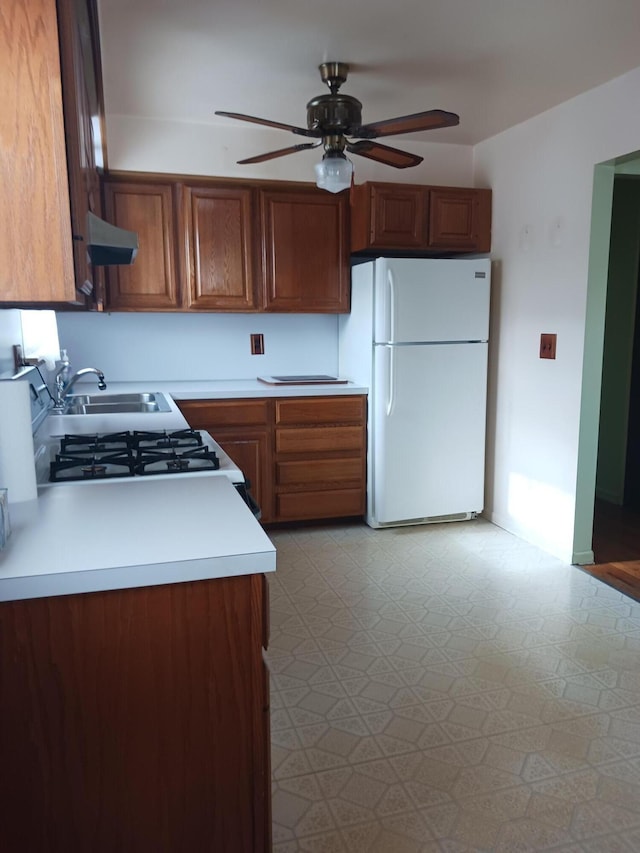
[306,94,362,135]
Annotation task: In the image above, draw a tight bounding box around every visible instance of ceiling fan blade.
[356,109,459,139]
[346,140,423,169]
[215,111,319,138]
[237,143,321,165]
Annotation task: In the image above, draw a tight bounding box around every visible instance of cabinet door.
[0,576,269,853]
[184,185,259,311]
[428,188,492,252]
[0,0,75,303]
[261,188,349,312]
[103,181,181,310]
[57,0,105,306]
[214,429,272,524]
[176,399,272,523]
[369,184,428,249]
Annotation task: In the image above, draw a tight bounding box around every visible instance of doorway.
[584,172,640,599]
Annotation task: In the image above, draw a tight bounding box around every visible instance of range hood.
[86,212,138,266]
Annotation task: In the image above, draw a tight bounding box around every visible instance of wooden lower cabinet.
[177,395,367,525]
[177,398,272,522]
[274,396,366,522]
[0,574,271,853]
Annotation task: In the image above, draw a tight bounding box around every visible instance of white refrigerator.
[338,257,491,528]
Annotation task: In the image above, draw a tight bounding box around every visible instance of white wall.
[105,115,475,186]
[0,311,23,377]
[55,311,339,381]
[474,66,640,562]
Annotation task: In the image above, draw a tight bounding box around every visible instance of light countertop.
[2,377,367,602]
[0,476,275,602]
[47,379,368,436]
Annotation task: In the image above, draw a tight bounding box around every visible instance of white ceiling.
[98,0,640,148]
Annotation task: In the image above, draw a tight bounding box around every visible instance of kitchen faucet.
[54,366,107,408]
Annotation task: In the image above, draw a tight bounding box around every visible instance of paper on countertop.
[19,310,61,371]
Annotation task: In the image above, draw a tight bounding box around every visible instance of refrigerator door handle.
[386,346,396,416]
[387,267,396,342]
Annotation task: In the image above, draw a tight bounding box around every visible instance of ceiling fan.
[215,62,459,193]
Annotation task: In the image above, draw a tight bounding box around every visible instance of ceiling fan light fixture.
[315,151,353,194]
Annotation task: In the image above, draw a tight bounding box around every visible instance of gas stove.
[49,430,225,482]
[46,428,259,516]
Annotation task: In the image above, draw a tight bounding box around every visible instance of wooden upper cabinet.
[184,185,258,311]
[56,0,105,306]
[429,187,492,252]
[0,0,75,303]
[260,188,350,313]
[351,181,492,255]
[368,184,427,249]
[103,180,180,310]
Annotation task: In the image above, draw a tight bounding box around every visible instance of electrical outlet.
[540,333,557,359]
[250,333,264,355]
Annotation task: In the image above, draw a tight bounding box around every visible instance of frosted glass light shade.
[315,154,353,194]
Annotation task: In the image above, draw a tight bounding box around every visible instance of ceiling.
[98,0,640,147]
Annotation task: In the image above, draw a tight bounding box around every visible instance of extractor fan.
[215,62,459,193]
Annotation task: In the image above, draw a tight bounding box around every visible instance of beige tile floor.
[266,518,640,852]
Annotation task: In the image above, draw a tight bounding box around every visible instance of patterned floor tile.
[267,519,640,850]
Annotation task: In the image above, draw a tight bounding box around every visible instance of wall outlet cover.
[540,333,557,359]
[250,333,264,355]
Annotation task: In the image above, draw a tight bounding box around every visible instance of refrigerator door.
[373,258,490,344]
[370,341,488,525]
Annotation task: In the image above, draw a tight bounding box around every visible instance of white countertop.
[0,476,275,602]
[163,378,368,399]
[46,379,368,436]
[1,377,367,602]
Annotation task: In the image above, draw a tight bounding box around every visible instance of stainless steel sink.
[58,392,172,415]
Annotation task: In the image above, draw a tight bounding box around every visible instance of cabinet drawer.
[276,488,364,520]
[276,457,363,486]
[177,399,269,428]
[276,426,364,454]
[275,396,365,426]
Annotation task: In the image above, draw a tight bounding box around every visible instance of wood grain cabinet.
[428,187,492,251]
[178,394,367,524]
[102,176,350,313]
[177,398,272,522]
[0,573,272,853]
[260,187,350,313]
[274,396,366,521]
[103,179,181,310]
[57,0,105,305]
[184,184,259,311]
[0,0,75,303]
[351,181,491,254]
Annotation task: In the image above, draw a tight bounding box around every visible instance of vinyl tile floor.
[266,518,640,853]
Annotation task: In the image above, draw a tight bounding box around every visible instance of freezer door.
[371,342,488,524]
[373,258,490,343]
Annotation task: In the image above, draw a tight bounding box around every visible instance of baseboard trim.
[572,549,595,566]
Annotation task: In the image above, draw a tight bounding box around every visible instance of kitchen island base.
[0,573,271,853]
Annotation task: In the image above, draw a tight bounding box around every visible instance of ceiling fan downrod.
[319,61,349,95]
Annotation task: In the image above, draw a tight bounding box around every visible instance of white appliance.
[339,257,491,528]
